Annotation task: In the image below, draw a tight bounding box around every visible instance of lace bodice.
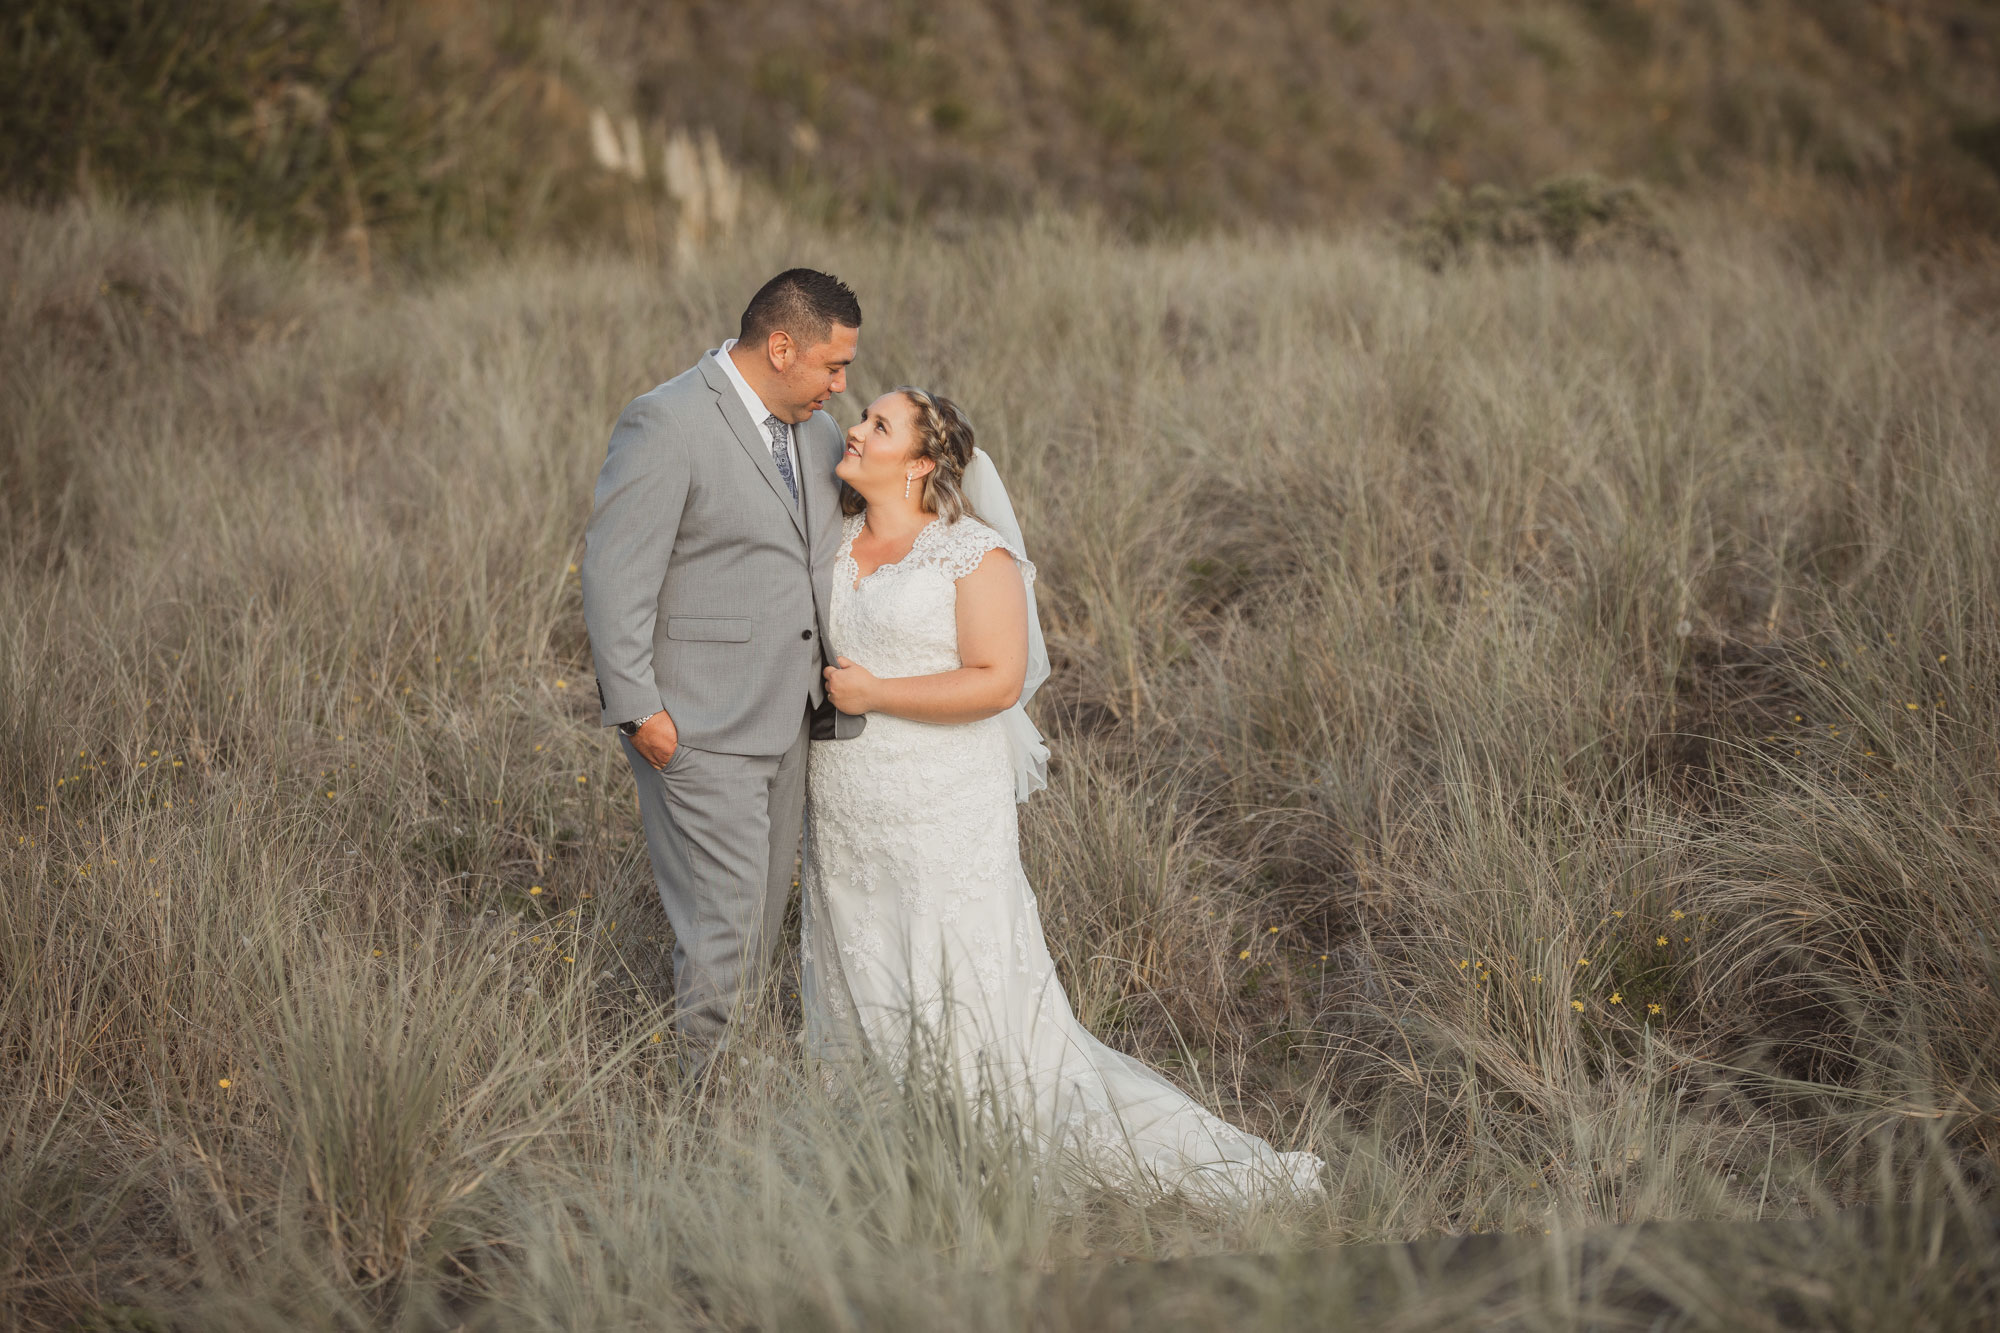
[830,512,1035,680]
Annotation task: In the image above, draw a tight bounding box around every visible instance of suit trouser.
[619,706,810,1072]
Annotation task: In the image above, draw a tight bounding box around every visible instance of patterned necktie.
[763,414,798,504]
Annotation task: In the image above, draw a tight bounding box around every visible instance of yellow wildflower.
[1571,1000,1585,1012]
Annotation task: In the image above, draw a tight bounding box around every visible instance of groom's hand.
[823,656,875,715]
[630,711,679,770]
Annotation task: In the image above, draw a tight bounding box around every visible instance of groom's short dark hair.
[738,269,862,350]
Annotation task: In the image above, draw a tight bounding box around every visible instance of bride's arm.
[822,549,1028,724]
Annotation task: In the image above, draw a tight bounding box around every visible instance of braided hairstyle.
[842,386,983,523]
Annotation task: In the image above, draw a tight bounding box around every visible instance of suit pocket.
[665,616,752,643]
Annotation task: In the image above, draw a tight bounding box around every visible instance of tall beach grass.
[2,196,1997,1327]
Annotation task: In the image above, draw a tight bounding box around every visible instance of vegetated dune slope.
[5,0,1998,255]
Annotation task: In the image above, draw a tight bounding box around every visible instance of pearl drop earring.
[904,473,913,500]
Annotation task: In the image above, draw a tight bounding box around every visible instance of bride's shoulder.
[927,515,1035,587]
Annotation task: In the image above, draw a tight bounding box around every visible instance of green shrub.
[1406,173,1682,270]
[0,0,586,265]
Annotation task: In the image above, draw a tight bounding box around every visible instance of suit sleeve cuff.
[596,679,663,728]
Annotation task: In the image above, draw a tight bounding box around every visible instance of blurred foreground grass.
[2,197,1998,1328]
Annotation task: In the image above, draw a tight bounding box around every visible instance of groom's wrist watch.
[618,711,659,737]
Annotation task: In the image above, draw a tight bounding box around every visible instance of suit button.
[801,629,813,640]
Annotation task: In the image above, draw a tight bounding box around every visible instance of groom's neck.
[727,341,781,412]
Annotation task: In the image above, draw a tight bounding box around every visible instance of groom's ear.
[765,328,795,369]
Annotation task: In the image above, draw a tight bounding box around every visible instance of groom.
[582,269,864,1075]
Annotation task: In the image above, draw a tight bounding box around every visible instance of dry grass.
[3,195,1998,1328]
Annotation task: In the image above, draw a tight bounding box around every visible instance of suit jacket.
[582,352,862,755]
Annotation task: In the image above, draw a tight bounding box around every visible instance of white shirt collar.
[714,338,778,433]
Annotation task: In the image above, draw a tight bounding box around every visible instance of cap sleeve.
[926,517,1036,588]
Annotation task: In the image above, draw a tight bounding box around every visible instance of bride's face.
[838,392,932,497]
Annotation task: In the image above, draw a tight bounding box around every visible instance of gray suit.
[581,351,858,1066]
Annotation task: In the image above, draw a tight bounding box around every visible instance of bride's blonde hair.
[842,386,982,523]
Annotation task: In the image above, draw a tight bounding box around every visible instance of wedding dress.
[802,511,1324,1201]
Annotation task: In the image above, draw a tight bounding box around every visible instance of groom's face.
[769,322,859,424]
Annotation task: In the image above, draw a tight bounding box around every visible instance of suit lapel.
[699,354,807,545]
[803,414,839,544]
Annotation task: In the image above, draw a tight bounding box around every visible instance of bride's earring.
[904,473,913,500]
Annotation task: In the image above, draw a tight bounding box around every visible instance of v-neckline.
[845,515,939,591]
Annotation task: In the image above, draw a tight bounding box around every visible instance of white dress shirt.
[713,338,799,497]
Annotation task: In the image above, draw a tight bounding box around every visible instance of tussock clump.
[1406,174,1681,270]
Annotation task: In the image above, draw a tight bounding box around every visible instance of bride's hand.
[823,656,876,714]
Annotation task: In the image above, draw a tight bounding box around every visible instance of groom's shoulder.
[615,361,713,428]
[641,359,716,409]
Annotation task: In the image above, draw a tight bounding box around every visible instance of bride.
[801,386,1324,1201]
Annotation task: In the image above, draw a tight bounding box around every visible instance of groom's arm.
[582,398,689,727]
